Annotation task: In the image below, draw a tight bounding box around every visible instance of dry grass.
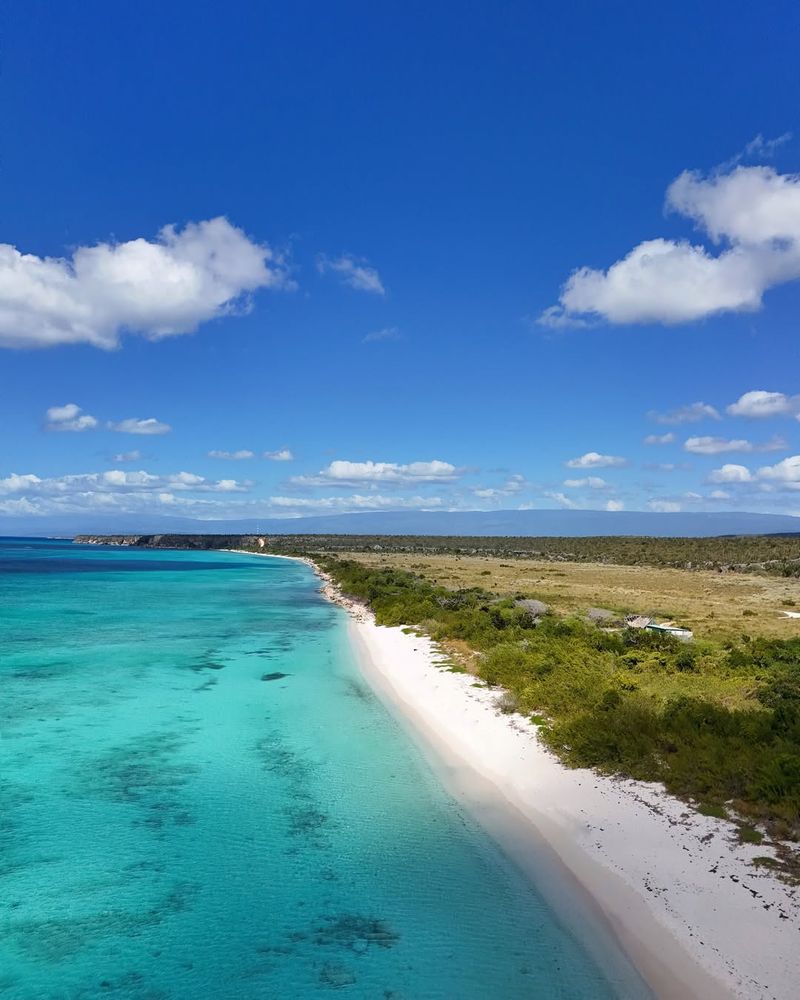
[330,552,800,641]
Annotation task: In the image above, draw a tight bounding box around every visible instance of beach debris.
[261,672,290,681]
[778,610,800,619]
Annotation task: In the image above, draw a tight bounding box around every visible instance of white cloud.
[44,403,98,432]
[726,389,800,418]
[264,449,294,461]
[709,489,731,500]
[643,432,675,445]
[0,217,291,350]
[317,254,385,295]
[544,491,578,509]
[0,468,250,498]
[740,132,792,161]
[208,449,255,460]
[108,417,171,435]
[706,455,800,493]
[290,459,460,487]
[648,500,681,512]
[648,402,720,425]
[363,326,401,343]
[756,455,800,485]
[536,306,590,330]
[112,450,142,463]
[472,475,526,500]
[563,476,609,489]
[605,499,624,511]
[684,435,787,455]
[708,463,753,483]
[0,473,43,493]
[565,452,626,469]
[540,165,800,326]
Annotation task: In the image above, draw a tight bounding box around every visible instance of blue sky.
[3,0,800,525]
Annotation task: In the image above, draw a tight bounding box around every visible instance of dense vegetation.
[269,532,800,575]
[319,556,800,846]
[76,532,800,575]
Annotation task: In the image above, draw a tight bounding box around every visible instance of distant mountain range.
[3,508,800,538]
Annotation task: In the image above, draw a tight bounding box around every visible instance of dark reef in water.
[261,672,290,682]
[313,914,400,951]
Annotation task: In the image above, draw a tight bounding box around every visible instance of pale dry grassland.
[333,552,800,641]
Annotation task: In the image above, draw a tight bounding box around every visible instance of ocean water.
[0,538,645,999]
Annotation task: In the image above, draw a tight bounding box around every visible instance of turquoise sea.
[0,538,647,999]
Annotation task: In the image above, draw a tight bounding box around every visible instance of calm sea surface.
[0,538,646,999]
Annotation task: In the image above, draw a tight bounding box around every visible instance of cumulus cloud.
[705,455,800,491]
[0,217,291,350]
[605,499,624,511]
[708,463,753,483]
[648,402,720,425]
[44,403,98,432]
[208,449,255,460]
[726,389,800,418]
[0,468,458,521]
[644,432,676,445]
[264,449,294,461]
[290,459,461,488]
[565,452,626,469]
[756,455,800,487]
[317,254,385,294]
[648,500,681,512]
[684,435,786,455]
[563,476,610,489]
[0,468,250,497]
[540,165,800,326]
[108,417,171,435]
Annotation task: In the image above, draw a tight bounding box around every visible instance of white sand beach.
[315,568,799,1000]
[231,550,799,998]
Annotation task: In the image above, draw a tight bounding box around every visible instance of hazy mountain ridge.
[10,507,799,538]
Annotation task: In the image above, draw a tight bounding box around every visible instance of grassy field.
[331,552,800,642]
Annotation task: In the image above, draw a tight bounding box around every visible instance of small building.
[625,614,652,629]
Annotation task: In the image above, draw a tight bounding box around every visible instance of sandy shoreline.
[233,550,799,999]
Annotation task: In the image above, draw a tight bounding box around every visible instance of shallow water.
[0,538,645,999]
